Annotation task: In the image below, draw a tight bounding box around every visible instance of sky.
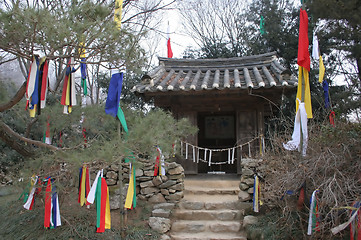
[156,1,197,59]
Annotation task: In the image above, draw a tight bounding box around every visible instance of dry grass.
[261,121,361,239]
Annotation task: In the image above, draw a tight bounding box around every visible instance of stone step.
[184,179,240,195]
[184,188,240,195]
[184,178,240,189]
[170,231,247,240]
[182,194,239,204]
[172,209,244,221]
[171,220,242,233]
[178,199,252,211]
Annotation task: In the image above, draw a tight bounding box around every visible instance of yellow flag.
[79,42,86,58]
[105,187,111,229]
[65,78,70,106]
[124,165,134,209]
[296,66,313,119]
[80,166,87,206]
[318,56,325,83]
[114,0,123,29]
[29,105,36,118]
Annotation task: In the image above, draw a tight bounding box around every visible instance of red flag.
[96,178,107,233]
[297,186,305,210]
[167,24,173,58]
[44,179,52,228]
[297,9,310,72]
[85,167,90,198]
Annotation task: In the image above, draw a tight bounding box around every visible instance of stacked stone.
[238,158,266,202]
[104,164,119,186]
[149,202,176,240]
[122,161,185,203]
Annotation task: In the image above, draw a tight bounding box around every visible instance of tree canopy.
[0,0,178,158]
[178,0,360,122]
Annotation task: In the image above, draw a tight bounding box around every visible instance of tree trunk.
[0,81,26,112]
[0,126,34,157]
[0,120,60,157]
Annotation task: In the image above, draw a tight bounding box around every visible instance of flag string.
[179,136,264,165]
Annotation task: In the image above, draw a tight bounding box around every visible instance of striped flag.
[296,9,312,119]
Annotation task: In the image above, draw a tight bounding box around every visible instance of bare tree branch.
[0,81,26,112]
[0,120,60,152]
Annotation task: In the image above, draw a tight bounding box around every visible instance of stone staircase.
[169,175,251,240]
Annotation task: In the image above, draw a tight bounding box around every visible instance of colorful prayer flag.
[23,175,39,210]
[79,42,87,96]
[312,34,319,60]
[125,154,137,209]
[154,147,166,176]
[296,9,312,119]
[260,15,265,35]
[319,56,325,83]
[283,99,308,156]
[61,57,77,114]
[167,24,173,58]
[44,178,61,229]
[307,190,319,235]
[114,0,123,29]
[96,177,111,233]
[86,170,101,205]
[105,71,123,118]
[253,175,262,212]
[78,165,90,206]
[43,117,51,144]
[44,178,52,228]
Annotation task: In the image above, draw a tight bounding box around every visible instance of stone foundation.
[238,158,266,202]
[89,158,185,209]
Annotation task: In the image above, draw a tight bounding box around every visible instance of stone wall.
[90,159,185,209]
[238,158,266,202]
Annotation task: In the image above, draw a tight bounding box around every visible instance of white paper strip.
[239,145,242,161]
[228,149,231,164]
[307,190,318,235]
[70,57,77,106]
[180,141,183,157]
[248,143,251,158]
[312,34,319,60]
[86,170,101,204]
[331,208,359,235]
[204,149,207,162]
[56,194,62,226]
[208,150,212,166]
[45,137,51,145]
[232,147,235,164]
[192,146,196,162]
[159,148,166,176]
[185,143,188,159]
[197,147,200,163]
[50,199,54,227]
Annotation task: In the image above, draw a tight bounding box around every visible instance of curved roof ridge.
[158,51,277,64]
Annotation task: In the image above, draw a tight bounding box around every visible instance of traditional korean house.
[133,52,297,175]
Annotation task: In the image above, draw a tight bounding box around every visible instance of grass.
[0,186,160,240]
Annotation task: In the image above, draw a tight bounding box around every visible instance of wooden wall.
[151,91,270,174]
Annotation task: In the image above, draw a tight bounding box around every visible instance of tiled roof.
[133,52,297,94]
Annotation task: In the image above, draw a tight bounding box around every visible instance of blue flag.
[105,72,123,117]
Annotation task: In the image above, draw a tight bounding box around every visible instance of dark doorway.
[197,112,237,174]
